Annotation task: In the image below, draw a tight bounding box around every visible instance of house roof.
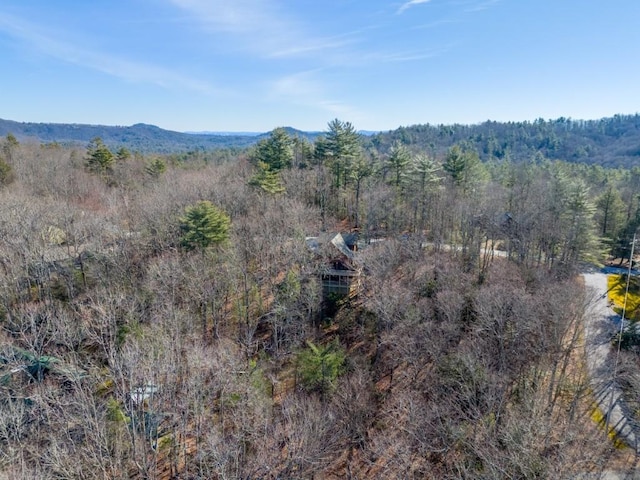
[306,233,355,261]
[341,232,359,249]
[330,233,355,260]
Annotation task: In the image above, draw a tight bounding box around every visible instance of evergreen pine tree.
[179,200,231,252]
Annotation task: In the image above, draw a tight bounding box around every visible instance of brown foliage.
[0,142,627,478]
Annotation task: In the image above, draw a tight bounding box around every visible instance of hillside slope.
[368,114,640,168]
[0,119,317,153]
[2,114,640,166]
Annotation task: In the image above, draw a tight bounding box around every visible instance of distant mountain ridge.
[2,115,640,168]
[185,131,262,136]
[0,119,318,153]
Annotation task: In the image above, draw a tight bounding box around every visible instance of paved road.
[583,273,640,452]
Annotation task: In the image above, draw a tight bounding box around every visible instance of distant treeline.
[0,119,317,154]
[1,114,639,167]
[369,114,640,168]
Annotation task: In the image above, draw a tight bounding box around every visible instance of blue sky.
[0,1,638,132]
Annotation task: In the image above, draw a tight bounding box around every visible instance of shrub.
[297,340,345,395]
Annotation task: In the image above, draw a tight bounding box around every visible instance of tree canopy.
[248,161,286,195]
[85,137,115,176]
[179,200,231,252]
[386,141,411,188]
[297,340,345,394]
[251,127,294,172]
[315,119,362,188]
[443,144,487,192]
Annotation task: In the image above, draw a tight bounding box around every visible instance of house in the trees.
[306,232,362,298]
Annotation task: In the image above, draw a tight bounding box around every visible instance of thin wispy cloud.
[0,12,216,94]
[168,0,346,60]
[270,70,324,99]
[364,48,444,63]
[269,70,360,120]
[464,0,501,13]
[168,0,286,34]
[412,18,461,30]
[167,0,440,71]
[317,101,361,119]
[268,35,358,59]
[397,0,432,15]
[269,25,389,65]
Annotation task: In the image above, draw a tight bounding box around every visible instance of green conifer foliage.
[248,161,286,195]
[85,137,115,176]
[297,340,345,394]
[179,200,231,252]
[251,127,293,172]
[145,157,167,178]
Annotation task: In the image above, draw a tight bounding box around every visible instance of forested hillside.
[0,119,317,154]
[1,122,639,479]
[369,114,640,168]
[2,113,640,167]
